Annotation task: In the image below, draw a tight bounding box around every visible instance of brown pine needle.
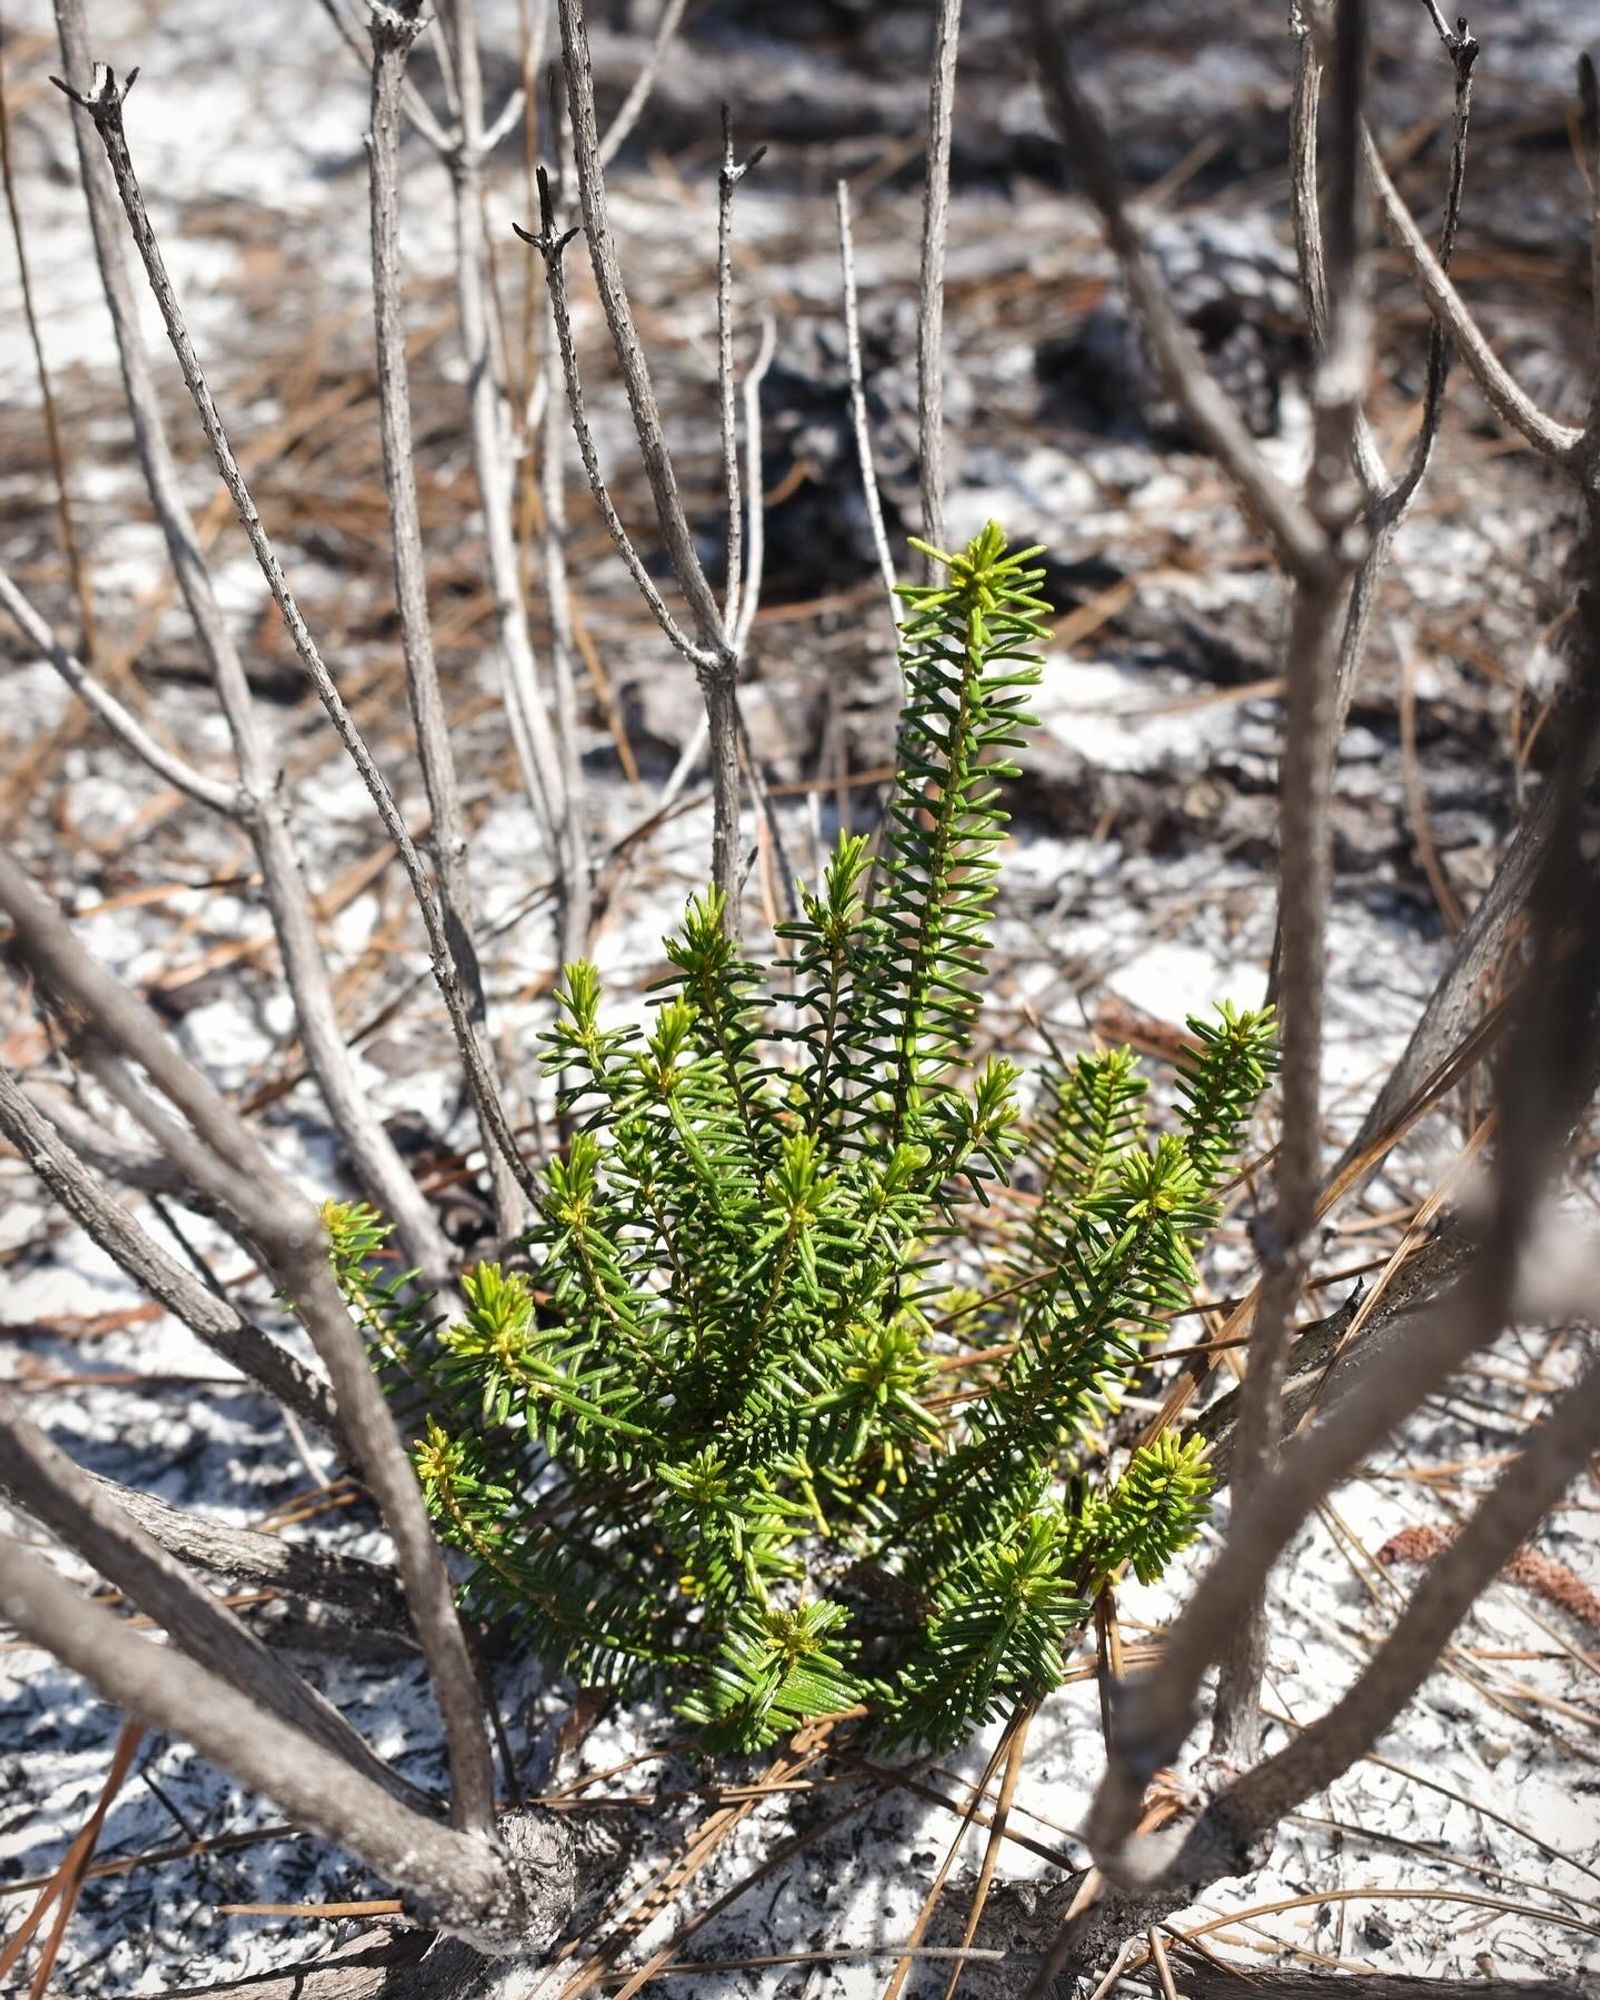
[941,1702,1037,2000]
[0,1720,143,1997]
[217,1900,405,1920]
[881,1715,1019,2000]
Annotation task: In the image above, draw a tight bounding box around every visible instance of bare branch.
[835,179,900,636]
[1,845,299,1215]
[51,0,457,1287]
[1086,604,1600,1872]
[551,0,724,645]
[1028,0,1333,584]
[1286,24,1388,500]
[1210,0,1373,1767]
[1365,128,1581,460]
[48,58,540,1217]
[1340,41,1600,1191]
[439,0,583,965]
[0,566,240,816]
[540,351,595,965]
[430,1,463,122]
[517,179,712,673]
[518,139,755,918]
[1309,4,1371,487]
[1180,1345,1600,1883]
[81,1042,288,1240]
[549,0,751,919]
[481,83,526,155]
[702,660,745,917]
[0,46,96,665]
[731,309,778,660]
[0,1063,338,1437]
[315,0,453,150]
[915,0,963,572]
[0,1392,426,1811]
[1091,1266,1512,1877]
[1032,0,1371,1772]
[252,1245,506,1841]
[533,1,779,921]
[1212,593,1341,1743]
[0,1535,568,1945]
[1383,4,1479,516]
[76,1469,407,1628]
[1266,5,1479,1006]
[532,65,596,967]
[716,104,765,641]
[0,848,499,1838]
[366,0,529,1243]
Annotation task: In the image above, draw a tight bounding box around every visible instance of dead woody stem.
[915,0,963,578]
[45,0,458,1286]
[543,0,771,927]
[0,1536,571,1946]
[0,845,501,1839]
[435,0,591,970]
[50,56,541,1218]
[365,0,528,1241]
[1030,0,1374,1775]
[1212,0,1372,1767]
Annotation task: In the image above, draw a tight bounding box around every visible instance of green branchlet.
[328,526,1276,1752]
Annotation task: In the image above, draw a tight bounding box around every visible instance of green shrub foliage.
[335,525,1276,1751]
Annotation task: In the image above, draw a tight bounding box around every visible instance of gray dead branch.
[0,1537,574,1947]
[363,0,530,1246]
[78,1472,407,1629]
[1168,1956,1600,2000]
[0,845,503,1851]
[129,1929,446,2000]
[1193,1223,1470,1483]
[48,55,541,1227]
[46,0,460,1289]
[0,1390,427,1811]
[0,1063,341,1439]
[1029,0,1376,1778]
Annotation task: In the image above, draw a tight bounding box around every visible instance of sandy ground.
[2,0,1599,1991]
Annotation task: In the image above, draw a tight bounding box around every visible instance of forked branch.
[0,1393,426,1811]
[1083,577,1600,1886]
[0,1535,571,1947]
[1030,0,1375,1771]
[50,58,539,1218]
[0,1063,337,1436]
[365,0,528,1241]
[1028,0,1332,585]
[1182,1344,1600,1879]
[51,0,458,1285]
[540,0,771,923]
[1211,0,1373,1765]
[1366,131,1580,461]
[0,844,499,1838]
[0,566,238,815]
